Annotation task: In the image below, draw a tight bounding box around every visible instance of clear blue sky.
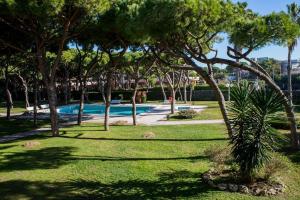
[215,0,300,61]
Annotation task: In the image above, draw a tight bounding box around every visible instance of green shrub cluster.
[177,109,198,119]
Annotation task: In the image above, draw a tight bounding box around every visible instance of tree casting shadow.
[0,170,214,200]
[58,134,227,142]
[0,146,207,172]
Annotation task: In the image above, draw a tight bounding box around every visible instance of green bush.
[229,81,284,182]
[177,109,198,119]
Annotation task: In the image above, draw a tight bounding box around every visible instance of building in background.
[280,59,300,76]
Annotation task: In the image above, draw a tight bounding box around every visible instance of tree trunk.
[206,76,232,137]
[170,88,176,114]
[184,57,233,137]
[68,77,72,102]
[207,56,299,148]
[104,73,112,131]
[189,85,193,102]
[4,65,13,120]
[132,84,138,126]
[77,82,85,125]
[159,76,167,101]
[183,81,187,103]
[234,44,241,84]
[63,70,69,105]
[33,71,38,127]
[100,79,106,104]
[287,47,293,109]
[178,87,183,101]
[17,74,30,108]
[47,83,59,136]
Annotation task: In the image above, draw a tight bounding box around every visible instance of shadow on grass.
[0,145,17,151]
[72,155,207,162]
[0,146,207,172]
[0,147,76,171]
[0,170,214,200]
[0,117,49,137]
[57,134,227,142]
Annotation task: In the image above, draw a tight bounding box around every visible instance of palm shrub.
[229,81,284,182]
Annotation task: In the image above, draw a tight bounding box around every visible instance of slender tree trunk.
[184,57,233,137]
[77,82,85,125]
[234,44,241,84]
[183,81,187,103]
[287,47,293,109]
[178,87,183,101]
[189,85,193,102]
[33,71,38,127]
[104,73,112,131]
[5,65,12,120]
[68,77,72,102]
[47,83,59,136]
[158,76,167,101]
[170,88,176,114]
[17,74,30,108]
[132,83,138,126]
[63,70,69,105]
[100,79,106,104]
[206,56,299,148]
[206,76,232,137]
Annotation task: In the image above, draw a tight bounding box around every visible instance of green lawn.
[0,117,50,137]
[0,101,27,114]
[168,101,300,122]
[1,124,300,199]
[168,101,222,120]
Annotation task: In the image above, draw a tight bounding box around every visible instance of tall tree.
[124,51,154,125]
[0,0,110,136]
[137,0,300,147]
[287,2,300,110]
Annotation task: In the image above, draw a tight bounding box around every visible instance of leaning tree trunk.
[206,76,232,137]
[17,74,30,108]
[287,47,293,109]
[132,83,138,126]
[208,57,299,148]
[104,73,112,131]
[77,81,85,125]
[47,83,59,136]
[4,65,13,120]
[184,58,233,137]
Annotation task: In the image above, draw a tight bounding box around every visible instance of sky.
[214,0,300,61]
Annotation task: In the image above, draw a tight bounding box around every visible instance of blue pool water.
[58,104,154,116]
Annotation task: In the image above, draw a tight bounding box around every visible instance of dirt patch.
[22,141,41,148]
[110,120,129,126]
[143,132,156,139]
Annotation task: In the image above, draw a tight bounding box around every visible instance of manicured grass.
[0,124,300,199]
[0,117,49,137]
[168,101,223,120]
[0,101,27,114]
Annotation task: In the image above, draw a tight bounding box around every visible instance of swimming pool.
[57,104,154,116]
